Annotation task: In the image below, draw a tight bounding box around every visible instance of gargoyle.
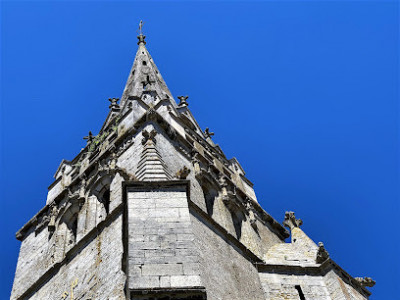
[316,242,330,263]
[355,277,376,288]
[176,166,191,179]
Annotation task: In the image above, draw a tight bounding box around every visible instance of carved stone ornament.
[204,127,214,138]
[116,135,134,156]
[146,105,157,121]
[245,199,257,229]
[316,242,330,263]
[219,176,240,212]
[177,95,189,107]
[176,166,191,179]
[191,152,202,177]
[142,129,157,145]
[83,131,94,144]
[108,98,120,110]
[48,205,59,233]
[283,211,303,231]
[355,277,376,288]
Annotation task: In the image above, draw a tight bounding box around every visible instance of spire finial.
[137,20,146,45]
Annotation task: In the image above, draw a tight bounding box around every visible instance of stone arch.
[48,199,81,263]
[60,210,78,253]
[86,173,113,226]
[201,183,218,216]
[230,209,246,241]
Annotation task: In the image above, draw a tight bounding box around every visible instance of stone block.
[141,264,183,276]
[170,275,202,287]
[160,276,171,288]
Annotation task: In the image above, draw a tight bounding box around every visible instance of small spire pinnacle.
[137,20,146,45]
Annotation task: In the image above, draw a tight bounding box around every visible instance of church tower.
[11,26,374,300]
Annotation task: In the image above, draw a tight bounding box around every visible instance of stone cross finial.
[108,98,120,110]
[137,20,146,45]
[142,129,157,145]
[355,277,376,288]
[283,211,303,230]
[204,127,214,138]
[177,95,189,107]
[83,131,94,144]
[138,20,144,35]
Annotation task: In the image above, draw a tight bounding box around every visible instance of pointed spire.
[120,21,175,108]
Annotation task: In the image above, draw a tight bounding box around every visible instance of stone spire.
[120,22,175,108]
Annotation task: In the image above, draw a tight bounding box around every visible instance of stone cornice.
[255,259,371,298]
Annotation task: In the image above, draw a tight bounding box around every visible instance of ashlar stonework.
[11,30,374,300]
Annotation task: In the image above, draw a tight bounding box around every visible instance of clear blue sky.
[1,1,398,299]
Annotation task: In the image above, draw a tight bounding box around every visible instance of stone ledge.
[256,259,371,298]
[130,287,207,300]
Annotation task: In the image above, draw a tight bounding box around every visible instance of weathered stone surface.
[127,185,202,291]
[11,28,372,300]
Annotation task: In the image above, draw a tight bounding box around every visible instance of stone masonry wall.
[127,185,203,292]
[12,214,125,300]
[258,271,331,300]
[148,123,284,260]
[324,269,368,300]
[190,211,265,300]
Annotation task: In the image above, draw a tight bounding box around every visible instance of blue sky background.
[1,1,398,299]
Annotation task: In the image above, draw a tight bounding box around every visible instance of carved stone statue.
[48,205,58,233]
[191,151,201,176]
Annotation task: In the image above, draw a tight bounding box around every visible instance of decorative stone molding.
[355,277,376,288]
[283,211,303,231]
[137,128,171,181]
[146,105,157,121]
[115,135,134,157]
[316,242,330,263]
